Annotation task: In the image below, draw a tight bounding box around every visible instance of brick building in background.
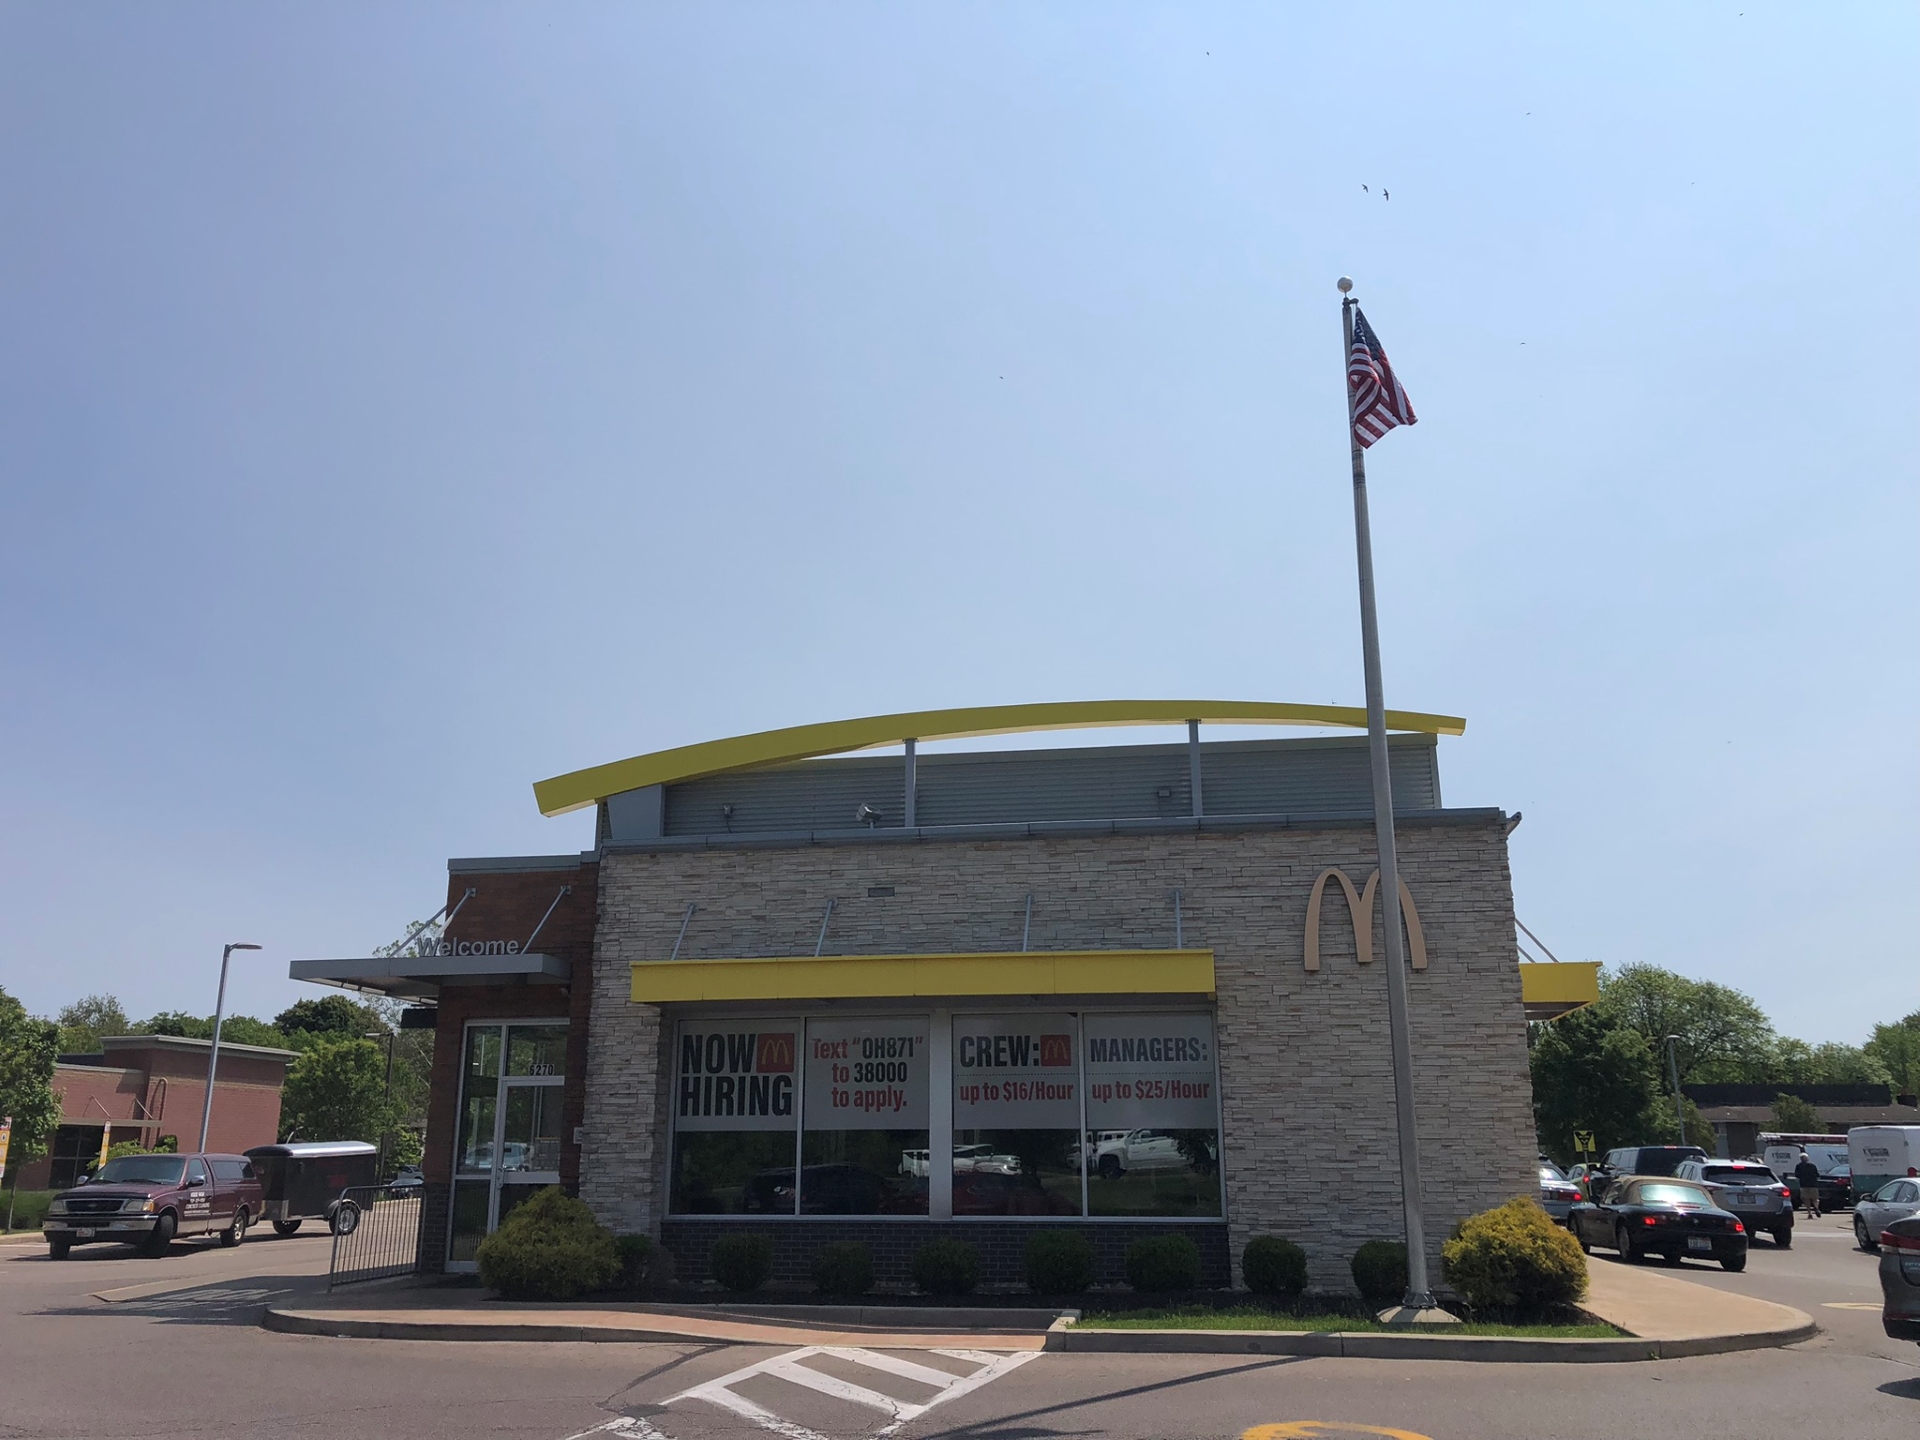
[15,1035,296,1190]
[289,701,1596,1292]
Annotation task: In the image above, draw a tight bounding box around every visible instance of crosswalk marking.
[666,1343,1041,1438]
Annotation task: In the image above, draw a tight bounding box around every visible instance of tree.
[134,1011,292,1050]
[0,986,61,1169]
[275,995,387,1039]
[1529,1007,1661,1166]
[1595,964,1776,1088]
[1771,1093,1824,1133]
[1768,1039,1892,1088]
[278,1036,399,1144]
[55,994,129,1054]
[1865,1012,1920,1099]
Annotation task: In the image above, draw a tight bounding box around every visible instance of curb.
[1040,1314,1820,1363]
[261,1305,1817,1361]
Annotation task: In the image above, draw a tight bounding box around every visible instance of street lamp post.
[366,1029,397,1179]
[1665,1035,1686,1146]
[197,943,262,1153]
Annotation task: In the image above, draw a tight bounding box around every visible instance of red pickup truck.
[42,1152,264,1258]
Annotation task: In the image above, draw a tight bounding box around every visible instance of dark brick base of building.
[659,1218,1231,1291]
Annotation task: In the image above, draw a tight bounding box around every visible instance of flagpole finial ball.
[1337,276,1353,294]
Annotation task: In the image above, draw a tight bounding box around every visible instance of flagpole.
[1339,276,1437,1314]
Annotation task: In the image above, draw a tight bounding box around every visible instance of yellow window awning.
[630,949,1216,1004]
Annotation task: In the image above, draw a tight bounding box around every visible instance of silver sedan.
[1855,1177,1920,1252]
[1538,1161,1584,1220]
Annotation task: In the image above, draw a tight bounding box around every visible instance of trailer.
[244,1142,378,1236]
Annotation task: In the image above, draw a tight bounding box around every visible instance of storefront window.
[668,1021,800,1214]
[1083,1013,1221,1217]
[449,1020,569,1267]
[953,1013,1084,1217]
[663,1009,1223,1222]
[801,1016,929,1215]
[507,1024,567,1077]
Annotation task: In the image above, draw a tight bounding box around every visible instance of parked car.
[951,1170,1079,1217]
[1537,1160,1585,1220]
[1599,1146,1707,1181]
[42,1152,262,1258]
[1880,1215,1920,1346]
[1567,1175,1748,1271]
[244,1142,378,1237]
[1853,1177,1920,1253]
[1762,1137,1850,1211]
[1676,1158,1795,1247]
[1092,1129,1205,1180]
[1565,1162,1603,1201]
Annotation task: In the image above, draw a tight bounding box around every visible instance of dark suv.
[42,1152,263,1258]
[1594,1146,1708,1201]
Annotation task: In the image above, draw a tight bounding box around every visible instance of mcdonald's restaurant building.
[292,702,1598,1293]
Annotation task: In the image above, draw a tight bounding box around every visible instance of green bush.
[1441,1197,1588,1316]
[474,1187,620,1301]
[710,1232,774,1293]
[912,1239,981,1296]
[1241,1236,1308,1298]
[3,1190,56,1233]
[811,1241,875,1296]
[1349,1240,1408,1304]
[614,1233,654,1289]
[1025,1230,1096,1293]
[1125,1234,1201,1293]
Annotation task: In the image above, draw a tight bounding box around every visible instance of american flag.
[1348,307,1417,449]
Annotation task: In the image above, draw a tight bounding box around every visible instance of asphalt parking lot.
[0,1214,1914,1440]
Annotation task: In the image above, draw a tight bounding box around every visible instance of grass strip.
[1077,1306,1621,1338]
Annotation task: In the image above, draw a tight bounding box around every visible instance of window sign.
[953,1013,1079,1129]
[674,1024,798,1131]
[1083,1013,1217,1129]
[804,1017,929,1130]
[801,1017,930,1215]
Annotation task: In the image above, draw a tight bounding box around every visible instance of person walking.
[1794,1150,1823,1218]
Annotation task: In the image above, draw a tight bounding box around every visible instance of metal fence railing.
[327,1185,423,1290]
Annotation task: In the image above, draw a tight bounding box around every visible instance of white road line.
[668,1343,1041,1437]
[763,1358,907,1415]
[561,1416,674,1440]
[876,1350,1041,1436]
[820,1346,975,1389]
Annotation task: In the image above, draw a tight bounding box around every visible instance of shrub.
[1125,1234,1201,1293]
[614,1233,654,1290]
[912,1239,981,1296]
[4,1190,56,1233]
[1349,1240,1408,1304]
[1441,1197,1588,1316]
[474,1187,620,1301]
[710,1232,775,1293]
[812,1241,875,1296]
[1241,1236,1308,1299]
[1025,1230,1096,1293]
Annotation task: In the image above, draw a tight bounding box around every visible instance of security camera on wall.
[856,803,882,827]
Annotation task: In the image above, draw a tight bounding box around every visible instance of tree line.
[1530,962,1920,1164]
[1,928,444,1182]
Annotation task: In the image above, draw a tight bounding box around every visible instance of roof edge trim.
[533,699,1467,817]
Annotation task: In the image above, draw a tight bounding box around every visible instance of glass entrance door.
[448,1021,567,1268]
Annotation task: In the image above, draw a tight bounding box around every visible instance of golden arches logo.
[1303,868,1427,973]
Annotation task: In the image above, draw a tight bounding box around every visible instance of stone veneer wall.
[579,816,1533,1293]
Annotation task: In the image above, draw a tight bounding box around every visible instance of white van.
[1761,1135,1847,1180]
[1849,1126,1920,1197]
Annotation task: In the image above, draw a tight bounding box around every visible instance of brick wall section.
[580,818,1535,1294]
[417,861,597,1270]
[661,1219,1230,1290]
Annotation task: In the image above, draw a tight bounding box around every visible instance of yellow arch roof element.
[533,699,1466,818]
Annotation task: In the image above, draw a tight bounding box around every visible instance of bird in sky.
[1361,185,1368,192]
[1383,189,1390,200]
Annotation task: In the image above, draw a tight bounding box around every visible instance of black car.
[1568,1175,1749,1271]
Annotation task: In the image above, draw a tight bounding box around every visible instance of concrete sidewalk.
[261,1257,1817,1363]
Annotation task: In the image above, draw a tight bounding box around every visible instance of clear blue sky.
[1,5,1913,1044]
